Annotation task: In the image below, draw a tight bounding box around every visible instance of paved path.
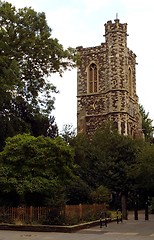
[0,214,154,240]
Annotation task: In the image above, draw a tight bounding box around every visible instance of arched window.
[128,67,132,96]
[88,63,98,93]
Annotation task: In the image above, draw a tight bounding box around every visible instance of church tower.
[77,18,143,138]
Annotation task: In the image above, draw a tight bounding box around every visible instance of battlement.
[104,19,127,35]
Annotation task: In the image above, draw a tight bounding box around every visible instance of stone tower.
[77,18,143,138]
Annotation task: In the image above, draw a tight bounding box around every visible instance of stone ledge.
[0,218,113,233]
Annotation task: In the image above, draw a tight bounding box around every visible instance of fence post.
[104,212,107,227]
[120,210,123,222]
[134,201,138,220]
[117,209,119,224]
[79,204,82,220]
[116,209,122,224]
[145,201,149,220]
[30,206,33,223]
[100,212,103,228]
[100,211,107,228]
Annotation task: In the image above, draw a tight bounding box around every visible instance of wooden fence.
[0,204,106,224]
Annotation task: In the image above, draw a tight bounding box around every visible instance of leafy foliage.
[0,134,75,206]
[0,1,77,149]
[135,142,154,195]
[60,124,76,144]
[90,186,111,204]
[71,122,143,209]
[66,176,92,204]
[139,104,153,141]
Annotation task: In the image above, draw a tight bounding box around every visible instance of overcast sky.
[7,0,154,131]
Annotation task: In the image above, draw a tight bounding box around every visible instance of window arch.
[87,63,98,93]
[128,67,133,96]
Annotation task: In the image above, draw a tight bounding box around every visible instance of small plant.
[14,219,23,225]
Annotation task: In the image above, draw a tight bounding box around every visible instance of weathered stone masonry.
[77,18,143,138]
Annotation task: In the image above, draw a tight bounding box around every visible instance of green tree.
[66,176,92,204]
[139,104,153,142]
[72,122,142,218]
[135,142,154,196]
[70,133,95,187]
[0,1,76,149]
[0,134,75,206]
[90,186,111,204]
[93,124,139,189]
[91,123,142,218]
[60,124,76,144]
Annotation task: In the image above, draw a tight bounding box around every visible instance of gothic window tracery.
[88,63,98,93]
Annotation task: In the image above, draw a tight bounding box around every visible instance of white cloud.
[81,0,112,14]
[7,0,33,8]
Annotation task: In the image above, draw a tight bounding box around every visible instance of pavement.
[0,213,154,240]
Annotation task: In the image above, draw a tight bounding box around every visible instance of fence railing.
[0,204,106,225]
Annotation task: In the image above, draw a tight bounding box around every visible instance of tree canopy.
[70,122,144,215]
[72,123,140,191]
[134,142,154,196]
[0,1,77,149]
[139,104,153,142]
[0,121,154,211]
[0,134,75,206]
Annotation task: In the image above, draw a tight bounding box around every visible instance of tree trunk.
[121,193,127,220]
